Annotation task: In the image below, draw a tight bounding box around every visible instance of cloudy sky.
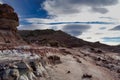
[0,0,120,45]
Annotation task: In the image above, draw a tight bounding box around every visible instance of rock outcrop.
[0,4,18,31]
[0,4,25,48]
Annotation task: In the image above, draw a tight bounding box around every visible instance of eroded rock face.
[0,4,19,31]
[0,4,25,47]
[0,60,48,80]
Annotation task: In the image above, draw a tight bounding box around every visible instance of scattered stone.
[96,50,103,53]
[117,69,120,73]
[67,71,71,74]
[60,49,72,55]
[48,55,61,64]
[90,48,95,51]
[82,74,92,79]
[76,59,81,63]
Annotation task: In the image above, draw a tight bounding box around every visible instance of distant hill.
[19,29,120,53]
[18,29,89,47]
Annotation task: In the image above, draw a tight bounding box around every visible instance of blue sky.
[1,0,47,18]
[0,0,120,45]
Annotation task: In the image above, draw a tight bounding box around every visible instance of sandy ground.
[47,54,116,80]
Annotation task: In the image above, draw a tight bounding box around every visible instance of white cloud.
[78,24,120,45]
[18,24,51,30]
[43,0,118,15]
[19,0,120,45]
[0,0,3,4]
[42,0,120,24]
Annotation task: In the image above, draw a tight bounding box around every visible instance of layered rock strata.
[0,4,25,47]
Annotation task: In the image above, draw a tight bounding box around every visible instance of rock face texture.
[0,4,18,31]
[0,4,25,47]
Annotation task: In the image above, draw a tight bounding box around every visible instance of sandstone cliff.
[0,4,25,48]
